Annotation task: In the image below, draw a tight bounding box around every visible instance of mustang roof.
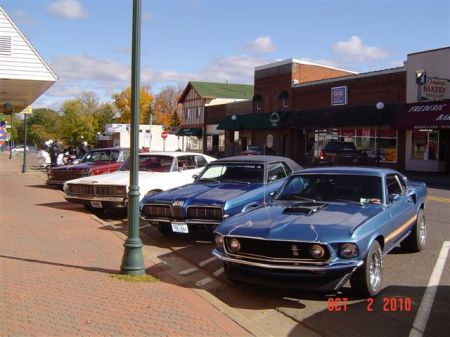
[213,155,302,171]
[298,166,400,176]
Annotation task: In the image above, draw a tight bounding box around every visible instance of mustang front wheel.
[350,241,383,297]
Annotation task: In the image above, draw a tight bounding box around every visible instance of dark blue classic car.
[213,167,427,297]
[140,155,302,235]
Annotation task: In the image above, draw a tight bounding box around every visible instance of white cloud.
[244,36,276,53]
[47,0,87,19]
[40,53,267,109]
[143,12,153,21]
[332,36,388,62]
[10,10,36,25]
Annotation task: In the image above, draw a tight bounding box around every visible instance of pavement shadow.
[0,254,120,275]
[288,285,449,337]
[36,201,90,212]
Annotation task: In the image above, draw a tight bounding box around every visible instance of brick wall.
[253,62,353,113]
[293,71,406,110]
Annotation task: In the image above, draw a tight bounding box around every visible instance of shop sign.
[408,103,447,113]
[331,86,348,106]
[21,105,33,114]
[421,78,448,101]
[269,112,280,127]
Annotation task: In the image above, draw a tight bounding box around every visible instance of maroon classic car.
[47,147,130,187]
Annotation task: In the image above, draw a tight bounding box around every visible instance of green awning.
[176,127,202,136]
[217,111,290,130]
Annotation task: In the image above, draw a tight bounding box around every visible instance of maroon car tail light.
[319,150,325,160]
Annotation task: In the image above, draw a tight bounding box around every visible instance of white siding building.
[0,6,57,111]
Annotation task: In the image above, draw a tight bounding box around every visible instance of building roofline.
[293,66,406,88]
[0,7,58,81]
[407,46,450,56]
[255,58,357,74]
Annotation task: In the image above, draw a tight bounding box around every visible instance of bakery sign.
[421,78,448,101]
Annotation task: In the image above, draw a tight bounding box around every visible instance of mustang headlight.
[214,234,224,249]
[310,244,326,259]
[229,238,241,253]
[339,243,359,259]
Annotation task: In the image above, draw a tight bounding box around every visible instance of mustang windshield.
[276,174,383,203]
[120,155,174,172]
[199,163,264,184]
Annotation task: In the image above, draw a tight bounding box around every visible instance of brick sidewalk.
[0,153,250,337]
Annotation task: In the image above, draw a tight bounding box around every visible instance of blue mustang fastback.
[213,167,427,297]
[139,155,302,235]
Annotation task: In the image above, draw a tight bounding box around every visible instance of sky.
[2,0,450,110]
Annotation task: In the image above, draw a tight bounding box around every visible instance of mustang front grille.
[187,206,223,221]
[142,204,171,218]
[66,184,126,197]
[94,185,126,196]
[67,184,94,195]
[224,237,330,262]
[50,170,85,181]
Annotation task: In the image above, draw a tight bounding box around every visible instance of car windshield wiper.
[335,198,363,205]
[285,195,316,202]
[198,178,221,184]
[223,179,250,184]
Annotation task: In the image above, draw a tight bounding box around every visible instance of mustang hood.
[66,170,165,186]
[149,182,262,205]
[218,202,383,241]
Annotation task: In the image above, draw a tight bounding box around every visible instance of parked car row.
[48,147,428,297]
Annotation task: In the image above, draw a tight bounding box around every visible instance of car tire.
[158,223,174,235]
[350,241,383,297]
[402,209,426,252]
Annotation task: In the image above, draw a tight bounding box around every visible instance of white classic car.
[63,151,216,210]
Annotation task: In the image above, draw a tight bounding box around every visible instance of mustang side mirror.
[389,193,401,202]
[192,174,199,181]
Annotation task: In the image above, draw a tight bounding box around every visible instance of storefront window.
[219,134,225,152]
[307,127,398,163]
[411,130,439,161]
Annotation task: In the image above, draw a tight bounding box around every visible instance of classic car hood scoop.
[283,202,327,216]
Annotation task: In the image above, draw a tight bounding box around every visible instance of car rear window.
[199,163,264,184]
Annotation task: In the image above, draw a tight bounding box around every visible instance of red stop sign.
[161,131,168,139]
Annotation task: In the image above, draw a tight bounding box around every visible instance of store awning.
[394,99,450,129]
[285,104,403,129]
[217,111,290,130]
[176,127,202,136]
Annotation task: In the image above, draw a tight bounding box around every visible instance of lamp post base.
[120,237,145,274]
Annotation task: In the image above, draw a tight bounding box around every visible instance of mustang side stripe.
[385,214,418,243]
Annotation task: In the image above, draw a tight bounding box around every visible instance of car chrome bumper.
[139,215,221,226]
[212,249,363,271]
[65,195,127,208]
[214,249,363,291]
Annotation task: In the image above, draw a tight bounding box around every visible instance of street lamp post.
[376,101,384,167]
[120,0,144,275]
[22,113,28,173]
[231,115,237,156]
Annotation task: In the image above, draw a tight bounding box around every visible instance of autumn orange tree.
[112,85,153,124]
[153,85,182,127]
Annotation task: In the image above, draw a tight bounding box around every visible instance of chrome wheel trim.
[369,252,382,290]
[418,216,426,247]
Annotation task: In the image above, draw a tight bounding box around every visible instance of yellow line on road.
[427,196,450,203]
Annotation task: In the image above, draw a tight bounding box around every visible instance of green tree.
[27,108,60,147]
[58,91,107,146]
